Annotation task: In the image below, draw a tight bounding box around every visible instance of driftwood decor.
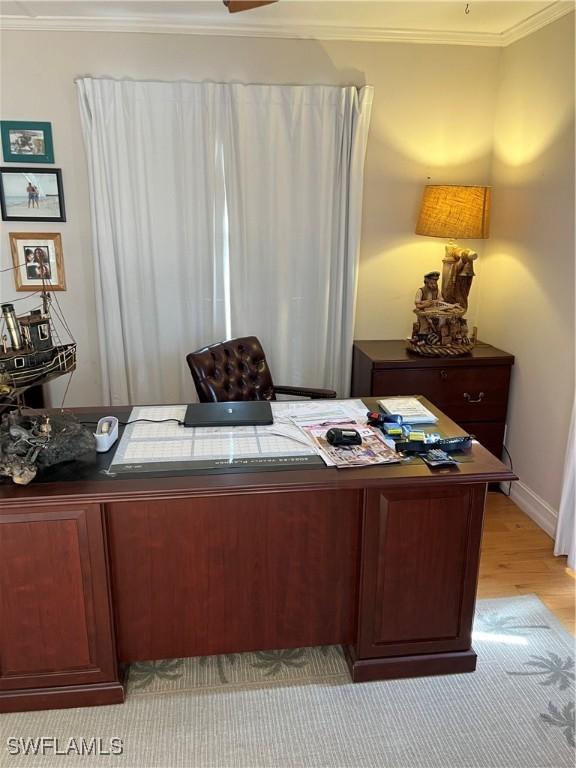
[408,245,478,356]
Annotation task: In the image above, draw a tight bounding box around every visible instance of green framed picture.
[1,121,54,164]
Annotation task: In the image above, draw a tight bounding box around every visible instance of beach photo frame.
[0,168,66,222]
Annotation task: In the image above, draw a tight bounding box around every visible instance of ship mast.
[41,290,50,316]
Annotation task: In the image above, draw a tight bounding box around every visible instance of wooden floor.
[479,492,575,634]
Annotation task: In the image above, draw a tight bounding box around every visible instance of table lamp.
[416,185,491,241]
[409,184,491,356]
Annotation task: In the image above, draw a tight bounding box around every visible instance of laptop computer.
[183,400,273,428]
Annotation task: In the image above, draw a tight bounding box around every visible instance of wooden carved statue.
[441,245,477,311]
[414,271,440,325]
[408,245,477,356]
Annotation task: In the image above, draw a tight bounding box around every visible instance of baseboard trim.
[507,480,558,538]
[0,680,125,714]
[344,645,477,683]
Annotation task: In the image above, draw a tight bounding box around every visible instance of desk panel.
[356,485,485,660]
[107,490,362,662]
[0,503,123,712]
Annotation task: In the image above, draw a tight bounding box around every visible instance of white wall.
[0,30,500,406]
[479,12,575,523]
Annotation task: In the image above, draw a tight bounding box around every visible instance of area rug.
[1,595,574,768]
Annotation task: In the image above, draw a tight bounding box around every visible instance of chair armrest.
[273,385,337,399]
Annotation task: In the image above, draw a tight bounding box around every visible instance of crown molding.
[1,3,574,47]
[0,17,502,46]
[500,1,574,46]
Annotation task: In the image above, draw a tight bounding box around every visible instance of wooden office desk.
[0,399,515,713]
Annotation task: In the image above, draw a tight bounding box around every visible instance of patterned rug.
[1,595,574,767]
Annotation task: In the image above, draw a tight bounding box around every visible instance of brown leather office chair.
[187,336,337,402]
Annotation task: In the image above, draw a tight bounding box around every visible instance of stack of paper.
[378,397,438,424]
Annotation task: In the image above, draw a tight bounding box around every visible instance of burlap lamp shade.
[415,185,491,240]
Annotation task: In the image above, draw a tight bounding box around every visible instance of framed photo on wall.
[0,168,66,222]
[9,232,66,291]
[1,121,54,163]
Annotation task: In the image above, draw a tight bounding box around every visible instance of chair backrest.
[186,336,276,402]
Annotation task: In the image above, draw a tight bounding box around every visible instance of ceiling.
[1,1,574,45]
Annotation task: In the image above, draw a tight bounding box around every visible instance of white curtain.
[554,400,575,569]
[78,78,373,404]
[223,84,373,396]
[77,78,228,405]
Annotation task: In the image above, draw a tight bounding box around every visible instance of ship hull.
[0,343,76,398]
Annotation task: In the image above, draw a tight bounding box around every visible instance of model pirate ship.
[0,292,76,402]
[0,287,90,486]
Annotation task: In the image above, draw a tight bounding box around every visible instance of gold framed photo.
[9,232,66,291]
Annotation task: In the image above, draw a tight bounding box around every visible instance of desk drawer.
[372,365,511,422]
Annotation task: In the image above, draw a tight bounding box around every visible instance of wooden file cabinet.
[351,340,514,459]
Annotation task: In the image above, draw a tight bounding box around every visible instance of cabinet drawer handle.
[440,369,448,380]
[463,392,485,404]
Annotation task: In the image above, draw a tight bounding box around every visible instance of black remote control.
[395,435,473,455]
[433,435,474,452]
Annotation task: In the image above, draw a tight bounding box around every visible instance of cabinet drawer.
[372,365,511,422]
